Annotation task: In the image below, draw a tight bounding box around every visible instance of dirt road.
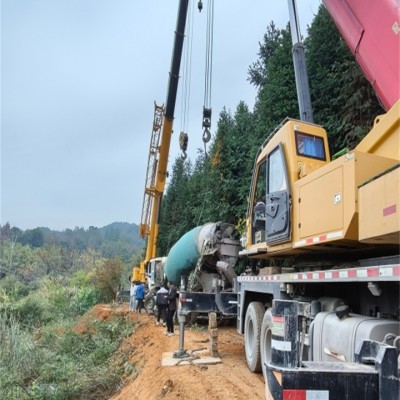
[93,304,265,400]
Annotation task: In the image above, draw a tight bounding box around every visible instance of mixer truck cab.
[143,256,167,314]
[146,257,166,291]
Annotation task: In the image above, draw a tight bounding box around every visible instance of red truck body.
[322,0,400,111]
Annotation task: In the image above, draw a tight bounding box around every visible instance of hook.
[202,128,211,143]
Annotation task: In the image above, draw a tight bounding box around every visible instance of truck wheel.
[244,301,265,372]
[260,308,273,381]
[144,294,155,315]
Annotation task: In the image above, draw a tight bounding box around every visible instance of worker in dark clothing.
[155,285,168,326]
[164,281,177,336]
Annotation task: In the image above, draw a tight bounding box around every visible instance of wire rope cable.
[203,0,214,110]
[201,0,214,154]
[179,0,195,159]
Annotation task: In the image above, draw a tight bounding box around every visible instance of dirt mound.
[104,304,265,400]
[74,304,127,334]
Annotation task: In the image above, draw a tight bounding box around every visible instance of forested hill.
[0,222,144,262]
[0,222,144,397]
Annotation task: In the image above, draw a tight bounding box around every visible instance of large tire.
[244,301,265,372]
[144,292,156,315]
[260,308,273,380]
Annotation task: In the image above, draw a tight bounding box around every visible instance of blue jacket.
[135,284,145,300]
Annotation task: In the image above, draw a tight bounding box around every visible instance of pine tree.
[305,5,383,154]
[250,22,298,140]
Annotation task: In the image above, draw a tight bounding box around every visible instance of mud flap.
[265,362,378,400]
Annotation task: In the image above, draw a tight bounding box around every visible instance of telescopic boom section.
[156,0,189,192]
[139,103,164,239]
[134,0,189,283]
[288,0,313,123]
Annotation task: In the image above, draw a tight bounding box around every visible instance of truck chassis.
[179,257,400,399]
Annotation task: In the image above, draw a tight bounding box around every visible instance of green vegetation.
[0,307,136,400]
[0,226,140,399]
[1,222,144,264]
[157,6,383,257]
[0,5,386,398]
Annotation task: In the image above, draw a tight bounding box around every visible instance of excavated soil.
[88,304,265,400]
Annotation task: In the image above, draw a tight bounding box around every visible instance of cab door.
[265,144,291,244]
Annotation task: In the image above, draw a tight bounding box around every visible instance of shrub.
[93,258,123,303]
[32,316,135,399]
[14,296,48,328]
[0,311,136,400]
[70,286,101,315]
[0,274,31,298]
[0,312,37,399]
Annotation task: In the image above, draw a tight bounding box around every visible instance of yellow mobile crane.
[175,0,399,397]
[131,0,189,302]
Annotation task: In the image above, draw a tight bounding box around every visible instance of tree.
[250,22,298,138]
[93,258,123,302]
[204,103,256,224]
[0,241,37,285]
[305,5,383,154]
[158,157,192,255]
[19,228,44,248]
[0,224,21,279]
[248,22,282,88]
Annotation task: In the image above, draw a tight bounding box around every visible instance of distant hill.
[0,222,145,263]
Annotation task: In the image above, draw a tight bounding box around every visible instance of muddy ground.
[88,304,265,400]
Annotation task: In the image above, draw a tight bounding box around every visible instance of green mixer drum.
[164,226,201,286]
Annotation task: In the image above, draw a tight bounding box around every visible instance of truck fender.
[244,301,265,372]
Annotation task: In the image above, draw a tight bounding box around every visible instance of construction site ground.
[90,303,265,400]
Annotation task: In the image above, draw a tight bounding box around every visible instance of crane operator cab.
[243,118,330,258]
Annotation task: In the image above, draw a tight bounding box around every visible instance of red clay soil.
[89,304,265,400]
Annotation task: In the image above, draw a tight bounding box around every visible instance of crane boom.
[133,0,189,283]
[139,103,164,239]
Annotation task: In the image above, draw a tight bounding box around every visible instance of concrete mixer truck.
[164,221,241,319]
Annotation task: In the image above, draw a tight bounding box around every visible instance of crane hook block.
[198,1,203,12]
[181,151,187,160]
[202,107,212,129]
[203,128,211,143]
[179,131,188,152]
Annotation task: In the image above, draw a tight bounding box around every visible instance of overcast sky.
[1,0,321,231]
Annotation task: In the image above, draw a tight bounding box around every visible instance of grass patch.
[0,312,136,400]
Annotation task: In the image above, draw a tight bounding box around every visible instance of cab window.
[254,160,266,203]
[268,147,287,193]
[295,131,326,160]
[251,160,266,244]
